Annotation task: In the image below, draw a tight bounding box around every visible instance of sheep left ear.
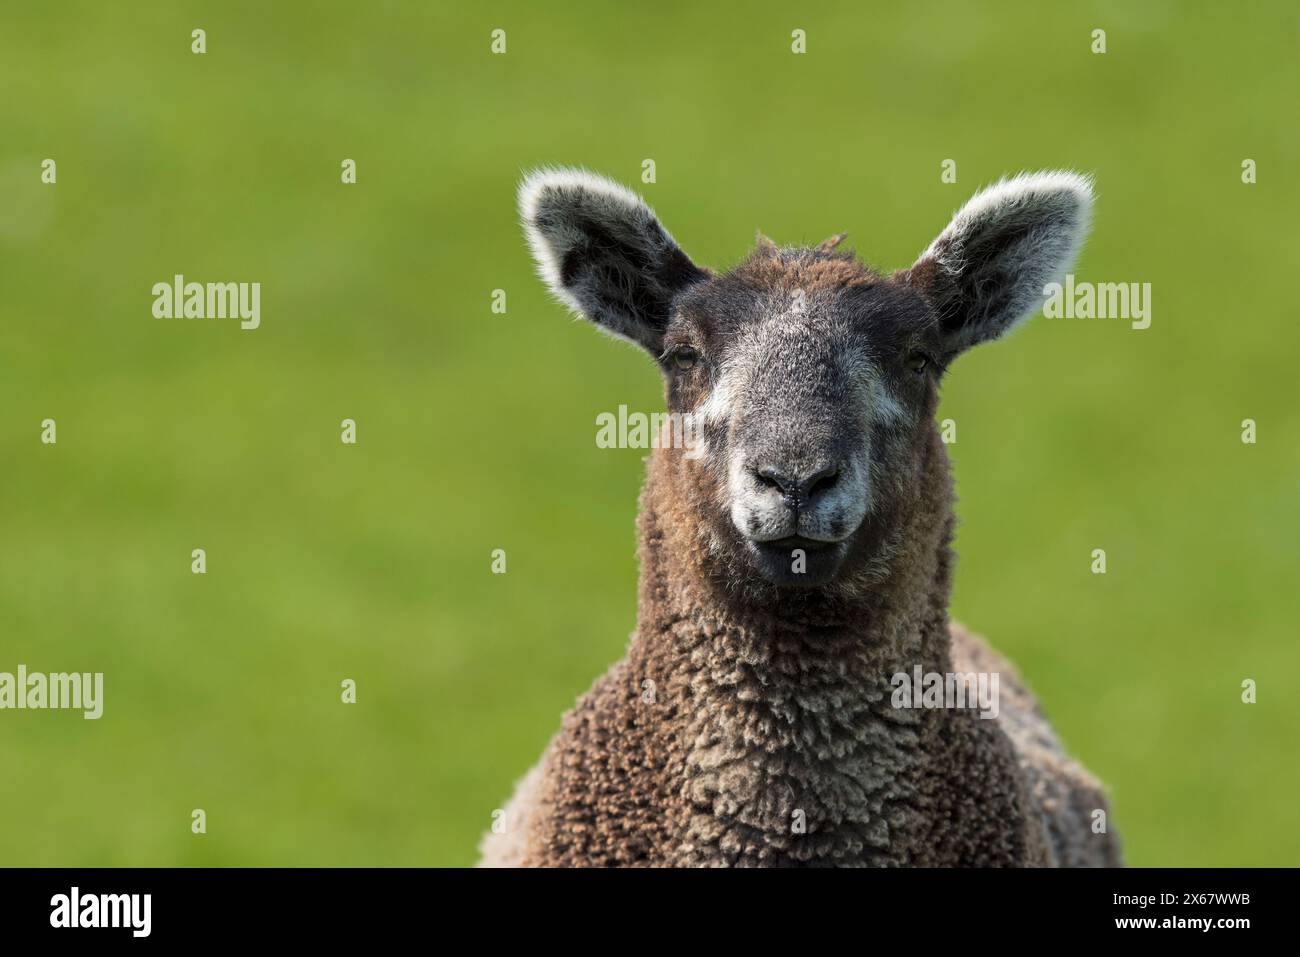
[897,171,1094,356]
[518,168,708,356]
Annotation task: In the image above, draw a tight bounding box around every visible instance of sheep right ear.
[519,168,709,356]
[898,171,1094,357]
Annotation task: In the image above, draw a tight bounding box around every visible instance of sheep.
[480,168,1123,867]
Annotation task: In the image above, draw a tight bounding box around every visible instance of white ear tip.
[1026,169,1093,212]
[973,169,1095,221]
[517,166,649,221]
[923,169,1095,265]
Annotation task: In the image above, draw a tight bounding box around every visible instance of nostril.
[807,467,841,498]
[750,463,842,505]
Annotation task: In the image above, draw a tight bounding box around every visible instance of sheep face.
[664,250,938,587]
[520,169,1093,589]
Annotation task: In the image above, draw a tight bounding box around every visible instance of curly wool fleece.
[481,432,1121,867]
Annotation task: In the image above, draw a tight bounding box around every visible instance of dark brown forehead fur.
[669,237,936,369]
[669,238,886,349]
[731,236,881,293]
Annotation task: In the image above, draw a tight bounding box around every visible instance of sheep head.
[519,168,1092,590]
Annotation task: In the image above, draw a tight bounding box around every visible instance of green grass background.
[2,1,1296,866]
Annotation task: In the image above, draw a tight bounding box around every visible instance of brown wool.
[481,428,1121,867]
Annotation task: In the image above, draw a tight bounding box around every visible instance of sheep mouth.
[745,536,850,587]
[763,536,836,552]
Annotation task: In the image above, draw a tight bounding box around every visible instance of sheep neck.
[628,439,957,864]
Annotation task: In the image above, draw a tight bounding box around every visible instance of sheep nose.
[753,462,842,511]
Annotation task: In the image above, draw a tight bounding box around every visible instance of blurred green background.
[2,1,1297,867]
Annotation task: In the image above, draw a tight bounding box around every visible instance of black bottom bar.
[0,867,1282,942]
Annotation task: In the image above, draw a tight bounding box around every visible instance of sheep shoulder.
[948,622,1123,866]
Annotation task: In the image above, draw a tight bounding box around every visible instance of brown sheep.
[481,169,1122,867]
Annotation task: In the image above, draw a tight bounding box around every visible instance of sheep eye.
[673,347,700,372]
[905,352,929,374]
